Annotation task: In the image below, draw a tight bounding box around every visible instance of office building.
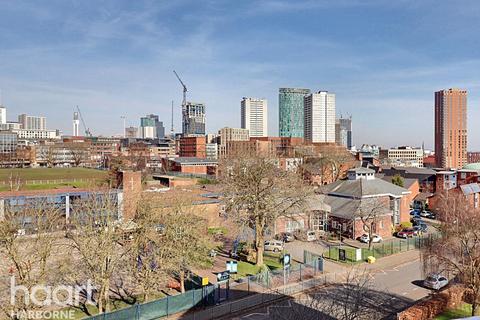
[241,97,267,137]
[279,88,310,138]
[73,112,80,137]
[125,127,138,139]
[218,127,250,146]
[385,146,424,168]
[335,116,352,149]
[0,106,6,125]
[182,102,206,137]
[0,132,17,153]
[206,143,218,160]
[435,88,467,169]
[11,129,58,140]
[179,136,206,158]
[18,114,46,131]
[140,116,156,139]
[140,114,165,139]
[304,91,336,143]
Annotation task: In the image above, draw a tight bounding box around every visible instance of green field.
[0,167,107,181]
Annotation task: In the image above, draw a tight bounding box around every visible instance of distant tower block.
[73,111,80,136]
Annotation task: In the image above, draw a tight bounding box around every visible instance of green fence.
[86,260,322,320]
[324,234,438,264]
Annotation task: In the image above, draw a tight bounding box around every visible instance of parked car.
[420,210,434,218]
[424,274,449,290]
[294,229,317,242]
[264,240,284,252]
[275,232,295,242]
[413,222,428,232]
[411,216,423,224]
[410,209,421,216]
[396,228,418,238]
[359,234,383,243]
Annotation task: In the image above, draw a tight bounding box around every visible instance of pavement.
[232,250,430,320]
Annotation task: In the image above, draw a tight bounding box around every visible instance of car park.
[264,240,284,252]
[423,274,449,290]
[275,232,295,242]
[396,228,418,238]
[359,234,382,243]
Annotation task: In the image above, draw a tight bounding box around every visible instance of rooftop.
[323,176,410,198]
[171,157,218,165]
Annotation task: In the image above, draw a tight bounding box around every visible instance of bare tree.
[144,192,213,293]
[8,173,22,191]
[422,190,480,316]
[300,147,354,186]
[0,199,64,317]
[44,145,56,168]
[270,269,393,320]
[220,153,311,266]
[67,143,89,167]
[65,191,130,313]
[355,198,389,250]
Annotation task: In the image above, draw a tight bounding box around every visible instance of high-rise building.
[435,88,468,169]
[73,112,80,136]
[241,97,267,137]
[18,114,46,130]
[125,127,138,139]
[140,116,156,139]
[335,116,352,149]
[140,114,165,139]
[279,88,310,138]
[304,91,336,143]
[182,102,206,137]
[0,106,6,125]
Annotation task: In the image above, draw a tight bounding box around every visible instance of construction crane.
[173,70,187,108]
[76,105,92,137]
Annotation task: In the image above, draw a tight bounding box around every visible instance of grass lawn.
[435,303,472,319]
[233,252,293,278]
[0,181,94,192]
[0,167,107,181]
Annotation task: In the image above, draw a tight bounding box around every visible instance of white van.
[264,240,284,252]
[294,230,317,242]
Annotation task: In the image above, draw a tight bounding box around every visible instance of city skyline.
[1,1,480,149]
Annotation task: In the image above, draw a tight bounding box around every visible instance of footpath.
[165,249,422,320]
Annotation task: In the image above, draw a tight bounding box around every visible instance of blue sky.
[1,0,479,149]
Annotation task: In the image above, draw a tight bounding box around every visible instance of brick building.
[320,167,411,239]
[435,88,468,169]
[179,136,206,158]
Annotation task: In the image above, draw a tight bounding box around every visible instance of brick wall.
[121,170,142,220]
[397,285,467,320]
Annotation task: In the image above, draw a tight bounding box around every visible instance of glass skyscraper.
[279,88,310,138]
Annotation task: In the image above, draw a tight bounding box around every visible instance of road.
[233,252,430,320]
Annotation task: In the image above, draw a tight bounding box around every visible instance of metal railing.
[87,261,328,320]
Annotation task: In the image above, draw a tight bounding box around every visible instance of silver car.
[424,274,449,290]
[264,240,284,253]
